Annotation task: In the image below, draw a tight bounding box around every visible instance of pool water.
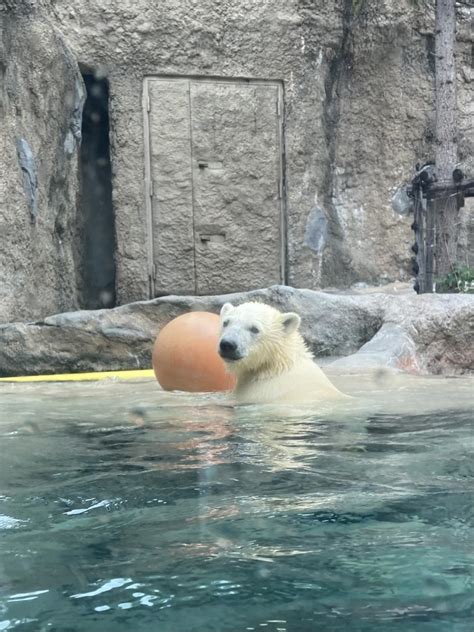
[0,374,473,631]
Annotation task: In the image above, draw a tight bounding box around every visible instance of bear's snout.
[218,338,242,361]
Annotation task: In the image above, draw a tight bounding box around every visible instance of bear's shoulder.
[235,358,343,404]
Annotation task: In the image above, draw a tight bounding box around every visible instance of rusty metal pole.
[412,182,426,293]
[425,195,435,293]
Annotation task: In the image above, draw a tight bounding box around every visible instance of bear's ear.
[220,302,234,318]
[280,312,301,335]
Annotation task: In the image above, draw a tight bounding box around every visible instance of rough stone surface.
[0,286,472,378]
[0,1,85,322]
[329,323,422,373]
[51,0,473,303]
[1,1,473,321]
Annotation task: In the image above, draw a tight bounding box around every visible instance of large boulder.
[0,286,472,377]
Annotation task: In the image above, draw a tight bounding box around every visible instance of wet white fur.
[218,302,344,404]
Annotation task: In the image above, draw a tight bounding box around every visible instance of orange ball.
[152,312,236,392]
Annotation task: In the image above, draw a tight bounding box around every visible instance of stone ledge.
[0,286,472,377]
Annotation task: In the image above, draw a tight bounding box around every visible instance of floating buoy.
[152,312,236,392]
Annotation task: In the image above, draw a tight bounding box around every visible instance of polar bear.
[217,301,345,404]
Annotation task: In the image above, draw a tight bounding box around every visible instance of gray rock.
[0,4,84,323]
[330,323,420,372]
[391,185,414,217]
[16,138,38,223]
[304,207,328,255]
[0,286,472,378]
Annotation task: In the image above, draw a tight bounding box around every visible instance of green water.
[0,374,473,631]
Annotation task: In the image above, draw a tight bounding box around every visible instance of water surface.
[0,374,473,631]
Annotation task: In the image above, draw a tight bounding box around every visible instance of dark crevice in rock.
[423,32,436,76]
[1,1,43,15]
[320,0,357,287]
[76,72,116,310]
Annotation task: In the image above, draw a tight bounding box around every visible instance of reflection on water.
[0,373,473,631]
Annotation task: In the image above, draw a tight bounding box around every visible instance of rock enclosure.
[0,1,473,322]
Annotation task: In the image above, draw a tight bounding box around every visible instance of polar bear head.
[217,301,305,377]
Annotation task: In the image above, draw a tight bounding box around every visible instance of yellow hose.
[0,369,156,383]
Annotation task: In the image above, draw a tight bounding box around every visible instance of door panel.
[190,82,282,295]
[145,77,284,296]
[147,80,195,294]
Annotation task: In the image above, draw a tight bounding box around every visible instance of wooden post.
[434,0,459,278]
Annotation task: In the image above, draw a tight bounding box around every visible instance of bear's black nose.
[220,339,237,354]
[219,338,241,360]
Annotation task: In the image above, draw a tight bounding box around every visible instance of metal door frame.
[143,74,287,298]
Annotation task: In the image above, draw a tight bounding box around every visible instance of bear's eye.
[249,325,260,335]
[223,319,230,328]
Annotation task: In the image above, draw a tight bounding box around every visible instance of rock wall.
[0,0,472,322]
[52,0,473,302]
[0,0,85,322]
